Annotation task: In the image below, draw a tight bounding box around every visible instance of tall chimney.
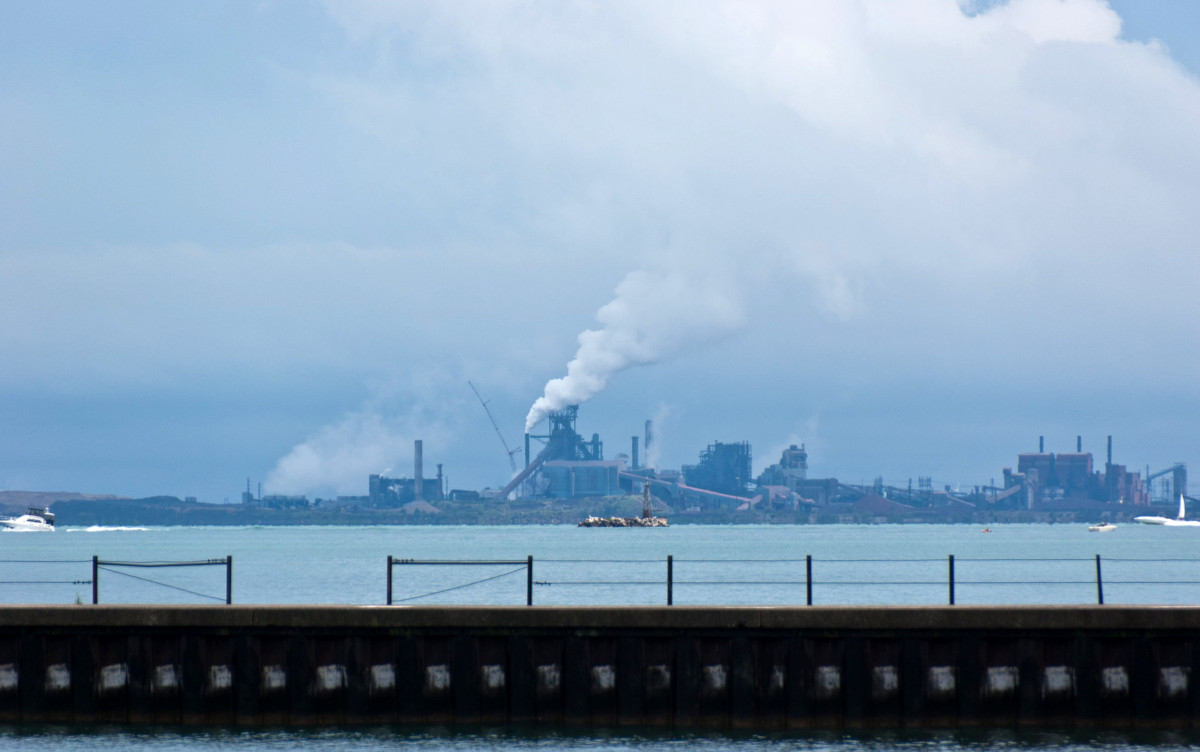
[524,433,531,468]
[632,436,639,469]
[1107,435,1113,466]
[436,463,444,500]
[1077,435,1082,453]
[1039,436,1044,453]
[414,439,424,501]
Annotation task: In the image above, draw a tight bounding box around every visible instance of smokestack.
[632,436,639,469]
[525,433,531,468]
[414,439,424,501]
[1039,436,1044,453]
[1077,435,1082,453]
[436,463,444,501]
[1107,435,1112,466]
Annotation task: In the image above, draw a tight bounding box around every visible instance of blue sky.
[1,0,1197,502]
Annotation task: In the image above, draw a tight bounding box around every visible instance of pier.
[1,604,1198,728]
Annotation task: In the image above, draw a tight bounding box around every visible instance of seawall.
[1,605,1197,728]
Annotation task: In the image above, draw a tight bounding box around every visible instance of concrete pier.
[1,605,1198,727]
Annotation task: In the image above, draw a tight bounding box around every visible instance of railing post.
[387,555,393,605]
[806,555,812,606]
[225,555,233,604]
[92,555,98,605]
[527,555,533,606]
[667,555,673,605]
[1096,554,1104,605]
[948,554,955,605]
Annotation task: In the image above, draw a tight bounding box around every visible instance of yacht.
[1,507,56,532]
[1134,495,1200,527]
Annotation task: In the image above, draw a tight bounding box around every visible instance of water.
[2,523,1199,607]
[4,522,1200,750]
[3,725,1200,752]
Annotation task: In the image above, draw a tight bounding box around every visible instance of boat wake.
[69,525,151,533]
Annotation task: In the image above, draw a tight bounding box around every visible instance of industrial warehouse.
[241,405,1190,526]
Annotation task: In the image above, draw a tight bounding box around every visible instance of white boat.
[1088,522,1116,532]
[1134,495,1200,527]
[0,506,56,532]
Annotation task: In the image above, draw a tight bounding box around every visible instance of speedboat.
[1134,495,1200,527]
[1,506,56,532]
[1088,522,1116,532]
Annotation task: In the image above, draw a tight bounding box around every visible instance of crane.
[468,381,522,473]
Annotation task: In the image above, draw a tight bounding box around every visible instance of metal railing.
[5,554,1197,606]
[384,554,1200,606]
[0,557,232,604]
[92,556,233,604]
[387,556,533,605]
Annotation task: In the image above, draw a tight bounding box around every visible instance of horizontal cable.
[954,581,1093,586]
[0,580,91,586]
[536,581,663,586]
[0,559,92,564]
[1102,580,1200,585]
[98,559,226,568]
[677,580,809,585]
[674,558,814,563]
[1101,558,1200,563]
[390,560,526,566]
[539,559,662,563]
[954,558,1093,563]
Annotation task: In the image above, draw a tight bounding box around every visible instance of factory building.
[682,441,752,497]
[368,474,441,507]
[499,406,609,499]
[541,460,622,498]
[368,440,444,507]
[754,444,840,506]
[1001,435,1149,509]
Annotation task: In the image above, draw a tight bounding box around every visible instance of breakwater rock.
[578,515,668,527]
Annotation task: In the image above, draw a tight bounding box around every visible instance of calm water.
[2,522,1199,607]
[4,523,1200,750]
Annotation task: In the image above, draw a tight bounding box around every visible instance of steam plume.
[525,268,744,432]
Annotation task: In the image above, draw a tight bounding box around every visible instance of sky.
[1,0,1197,502]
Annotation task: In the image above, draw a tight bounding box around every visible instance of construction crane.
[468,381,522,473]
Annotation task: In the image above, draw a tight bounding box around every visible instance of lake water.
[3,522,1200,750]
[2,522,1200,607]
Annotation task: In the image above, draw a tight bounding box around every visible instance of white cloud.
[5,0,1200,496]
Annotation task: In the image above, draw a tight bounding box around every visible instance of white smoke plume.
[525,268,745,432]
[265,412,417,498]
[264,372,459,497]
[644,403,672,471]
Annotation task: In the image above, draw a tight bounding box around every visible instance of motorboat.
[1088,522,1116,532]
[1134,495,1200,527]
[1,506,56,532]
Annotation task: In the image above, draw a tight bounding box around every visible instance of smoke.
[524,268,745,432]
[264,372,458,497]
[264,412,416,497]
[644,403,672,471]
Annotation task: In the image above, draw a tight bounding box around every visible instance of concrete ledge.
[2,604,1200,631]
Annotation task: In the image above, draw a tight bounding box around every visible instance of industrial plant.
[238,403,1190,525]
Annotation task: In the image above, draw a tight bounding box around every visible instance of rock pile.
[578,516,668,528]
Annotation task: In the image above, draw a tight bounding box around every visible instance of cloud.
[4,0,1200,497]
